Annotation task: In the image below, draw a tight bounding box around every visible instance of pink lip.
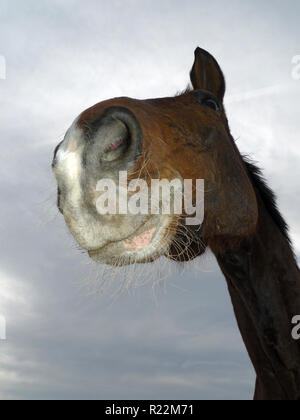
[124,228,156,251]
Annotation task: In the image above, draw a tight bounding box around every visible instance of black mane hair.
[175,85,192,96]
[243,157,292,248]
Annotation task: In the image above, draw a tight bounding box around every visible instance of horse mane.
[175,85,192,96]
[242,157,292,248]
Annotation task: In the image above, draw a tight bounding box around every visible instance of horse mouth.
[123,227,157,250]
[87,216,174,265]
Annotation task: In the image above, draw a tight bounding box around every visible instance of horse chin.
[166,222,207,262]
[166,243,206,262]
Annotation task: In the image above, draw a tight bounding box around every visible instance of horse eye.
[204,98,220,112]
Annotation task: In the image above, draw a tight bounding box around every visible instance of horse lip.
[124,227,156,250]
[87,218,160,257]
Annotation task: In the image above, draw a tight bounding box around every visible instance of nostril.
[108,138,125,151]
[88,106,143,167]
[96,119,130,162]
[57,187,63,214]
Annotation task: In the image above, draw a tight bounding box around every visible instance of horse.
[52,47,300,400]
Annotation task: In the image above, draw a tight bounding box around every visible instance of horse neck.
[212,195,300,400]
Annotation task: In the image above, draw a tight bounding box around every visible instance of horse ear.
[190,47,225,101]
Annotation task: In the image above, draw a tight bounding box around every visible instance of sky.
[0,0,300,400]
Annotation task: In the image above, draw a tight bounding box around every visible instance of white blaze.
[54,122,83,206]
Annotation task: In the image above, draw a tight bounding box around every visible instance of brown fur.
[54,47,300,399]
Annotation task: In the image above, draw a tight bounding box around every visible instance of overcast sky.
[0,0,300,400]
